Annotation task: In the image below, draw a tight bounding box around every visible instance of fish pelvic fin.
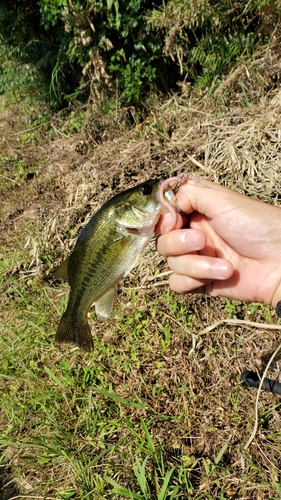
[55,313,93,352]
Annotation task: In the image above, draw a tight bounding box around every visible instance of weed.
[225,298,241,318]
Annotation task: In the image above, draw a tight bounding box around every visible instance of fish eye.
[139,183,153,195]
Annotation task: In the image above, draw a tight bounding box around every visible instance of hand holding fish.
[156,176,281,309]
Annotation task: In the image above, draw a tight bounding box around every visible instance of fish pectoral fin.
[95,288,115,320]
[53,256,70,281]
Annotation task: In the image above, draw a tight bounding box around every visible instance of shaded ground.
[1,55,281,498]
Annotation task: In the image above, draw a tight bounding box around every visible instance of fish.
[54,174,189,351]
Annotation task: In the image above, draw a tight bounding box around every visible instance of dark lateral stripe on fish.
[70,276,101,320]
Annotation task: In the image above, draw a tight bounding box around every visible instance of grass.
[1,73,281,498]
[2,242,281,499]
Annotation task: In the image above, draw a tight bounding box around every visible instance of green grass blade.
[44,365,65,390]
[214,443,228,465]
[92,386,146,409]
[133,456,149,496]
[104,476,144,499]
[158,467,175,500]
[169,485,180,500]
[140,419,156,454]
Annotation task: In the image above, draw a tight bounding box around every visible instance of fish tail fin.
[55,313,94,352]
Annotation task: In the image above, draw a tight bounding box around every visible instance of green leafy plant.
[2,0,279,109]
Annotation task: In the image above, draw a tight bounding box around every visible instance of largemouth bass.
[54,174,188,351]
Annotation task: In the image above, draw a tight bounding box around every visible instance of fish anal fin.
[53,257,70,281]
[95,288,115,320]
[55,313,93,352]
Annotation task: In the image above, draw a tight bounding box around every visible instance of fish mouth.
[159,174,189,212]
[157,174,189,232]
[158,183,179,213]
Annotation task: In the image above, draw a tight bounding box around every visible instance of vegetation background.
[1,0,281,498]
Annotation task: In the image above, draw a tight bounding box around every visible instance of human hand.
[156,176,281,308]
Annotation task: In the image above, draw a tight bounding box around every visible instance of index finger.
[156,228,207,257]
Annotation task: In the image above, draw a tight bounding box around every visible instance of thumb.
[176,176,244,217]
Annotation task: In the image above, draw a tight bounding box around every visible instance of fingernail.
[184,230,203,250]
[210,261,229,278]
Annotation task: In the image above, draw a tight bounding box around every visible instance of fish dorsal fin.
[95,287,115,320]
[53,256,70,281]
